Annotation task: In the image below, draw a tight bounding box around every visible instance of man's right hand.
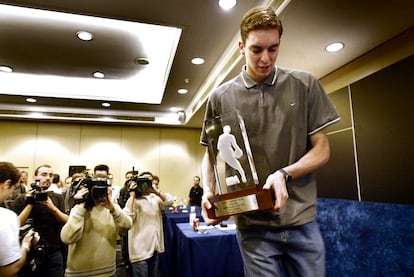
[21,229,34,251]
[24,190,36,205]
[128,181,137,198]
[201,192,227,226]
[73,187,88,200]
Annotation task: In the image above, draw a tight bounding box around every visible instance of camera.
[26,180,48,204]
[71,176,110,202]
[126,171,153,197]
[19,219,47,269]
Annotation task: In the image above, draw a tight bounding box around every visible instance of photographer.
[0,162,34,277]
[61,176,132,277]
[10,164,68,277]
[118,170,134,209]
[123,171,170,277]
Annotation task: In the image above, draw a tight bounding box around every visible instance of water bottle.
[189,206,196,225]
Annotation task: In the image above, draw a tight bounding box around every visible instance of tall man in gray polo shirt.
[200,6,339,277]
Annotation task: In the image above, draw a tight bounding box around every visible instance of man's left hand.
[263,171,289,211]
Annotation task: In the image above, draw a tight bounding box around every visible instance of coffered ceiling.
[0,0,413,128]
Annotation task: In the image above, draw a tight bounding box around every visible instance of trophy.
[204,110,274,219]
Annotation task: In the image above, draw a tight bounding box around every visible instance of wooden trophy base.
[206,186,275,219]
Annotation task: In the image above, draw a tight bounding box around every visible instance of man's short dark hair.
[94,164,109,173]
[139,171,153,178]
[34,164,52,176]
[125,170,135,177]
[53,173,60,183]
[0,161,20,184]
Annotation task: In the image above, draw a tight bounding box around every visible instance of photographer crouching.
[0,162,35,277]
[60,175,132,277]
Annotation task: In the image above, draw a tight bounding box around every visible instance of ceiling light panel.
[93,72,105,78]
[325,42,344,52]
[76,31,93,41]
[26,98,37,103]
[0,4,182,104]
[177,88,188,94]
[219,0,237,10]
[0,65,13,73]
[191,57,205,65]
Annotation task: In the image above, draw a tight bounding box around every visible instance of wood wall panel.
[351,55,414,204]
[0,121,203,200]
[317,129,358,200]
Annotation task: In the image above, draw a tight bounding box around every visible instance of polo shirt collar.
[240,65,278,88]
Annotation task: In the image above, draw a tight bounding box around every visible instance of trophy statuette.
[204,110,274,219]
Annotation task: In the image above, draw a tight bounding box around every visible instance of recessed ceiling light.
[154,114,181,125]
[191,57,205,65]
[170,107,181,112]
[28,112,44,118]
[177,88,188,94]
[93,71,105,78]
[0,65,13,73]
[102,102,111,107]
[26,98,37,103]
[325,42,344,53]
[134,57,150,65]
[76,31,93,41]
[219,0,237,10]
[100,116,114,121]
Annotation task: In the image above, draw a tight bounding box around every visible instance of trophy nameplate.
[204,110,275,219]
[206,187,275,219]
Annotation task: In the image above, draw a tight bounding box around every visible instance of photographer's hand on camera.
[21,229,34,253]
[43,196,58,212]
[24,189,35,205]
[42,196,69,223]
[101,187,116,214]
[73,186,89,201]
[128,181,137,198]
[151,184,166,201]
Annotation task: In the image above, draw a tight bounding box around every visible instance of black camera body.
[71,177,110,202]
[126,172,153,198]
[19,219,47,268]
[26,182,48,204]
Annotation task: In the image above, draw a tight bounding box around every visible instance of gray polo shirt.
[200,66,340,229]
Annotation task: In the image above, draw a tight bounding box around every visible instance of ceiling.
[0,0,413,128]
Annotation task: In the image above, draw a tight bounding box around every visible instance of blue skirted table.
[170,221,243,277]
[159,206,203,277]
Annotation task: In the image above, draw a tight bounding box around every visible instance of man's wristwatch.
[278,169,292,184]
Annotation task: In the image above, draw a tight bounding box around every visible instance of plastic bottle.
[189,206,196,225]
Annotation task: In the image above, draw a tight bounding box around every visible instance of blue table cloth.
[170,222,243,277]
